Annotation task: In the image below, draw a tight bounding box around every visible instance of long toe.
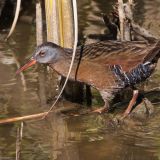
[91,107,108,114]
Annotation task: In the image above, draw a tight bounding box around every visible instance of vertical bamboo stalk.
[60,0,84,103]
[45,0,59,43]
[118,0,125,41]
[61,0,74,48]
[36,0,47,106]
[44,0,84,103]
[36,0,43,45]
[44,0,62,105]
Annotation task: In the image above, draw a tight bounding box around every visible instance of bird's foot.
[122,111,130,119]
[91,107,108,114]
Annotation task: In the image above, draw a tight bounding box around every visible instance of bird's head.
[16,42,64,74]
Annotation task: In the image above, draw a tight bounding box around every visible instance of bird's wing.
[79,40,160,72]
[50,59,120,91]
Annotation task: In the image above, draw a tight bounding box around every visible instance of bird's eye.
[39,52,45,57]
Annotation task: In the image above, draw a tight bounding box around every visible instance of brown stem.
[118,0,125,41]
[0,105,79,125]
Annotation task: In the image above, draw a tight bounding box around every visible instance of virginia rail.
[17,40,160,116]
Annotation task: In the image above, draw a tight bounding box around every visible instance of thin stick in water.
[16,122,24,160]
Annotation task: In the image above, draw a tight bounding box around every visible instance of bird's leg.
[86,85,92,106]
[92,100,109,114]
[123,90,139,117]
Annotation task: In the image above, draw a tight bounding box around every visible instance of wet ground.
[0,0,160,160]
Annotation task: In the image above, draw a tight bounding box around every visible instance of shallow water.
[0,0,160,160]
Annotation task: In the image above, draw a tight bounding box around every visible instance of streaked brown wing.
[50,59,120,91]
[80,41,157,72]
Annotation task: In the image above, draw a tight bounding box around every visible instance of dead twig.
[16,122,23,160]
[117,0,134,41]
[118,0,125,41]
[0,112,45,125]
[5,0,21,40]
[0,105,80,125]
[144,87,160,94]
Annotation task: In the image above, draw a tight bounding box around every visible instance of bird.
[16,40,160,116]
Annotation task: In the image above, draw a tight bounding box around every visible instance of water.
[0,0,160,160]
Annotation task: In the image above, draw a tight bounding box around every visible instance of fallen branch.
[0,105,80,125]
[0,112,46,125]
[144,87,160,94]
[131,23,158,42]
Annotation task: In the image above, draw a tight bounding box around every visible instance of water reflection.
[0,0,160,160]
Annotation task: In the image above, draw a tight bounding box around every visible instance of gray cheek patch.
[111,61,152,87]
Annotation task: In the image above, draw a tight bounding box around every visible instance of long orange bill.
[16,59,37,74]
